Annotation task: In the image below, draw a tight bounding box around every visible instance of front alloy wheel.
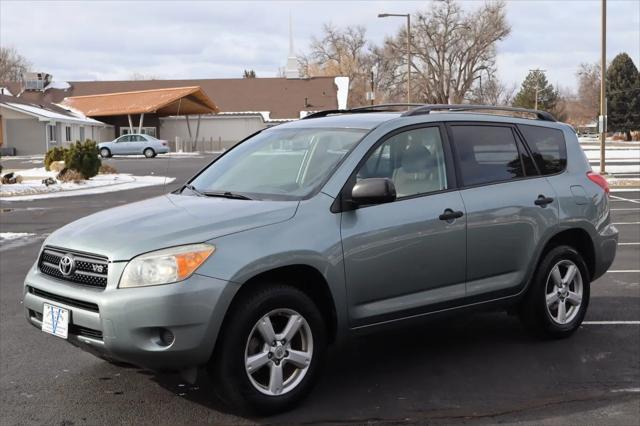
[209,284,327,415]
[245,309,313,396]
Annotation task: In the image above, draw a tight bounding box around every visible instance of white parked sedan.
[98,134,170,158]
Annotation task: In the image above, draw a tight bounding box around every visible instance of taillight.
[162,142,167,146]
[587,171,609,195]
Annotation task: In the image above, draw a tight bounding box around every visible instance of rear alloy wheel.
[100,148,111,158]
[544,259,584,325]
[210,284,326,415]
[520,245,590,338]
[143,148,156,158]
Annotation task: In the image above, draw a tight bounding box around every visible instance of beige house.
[0,94,112,156]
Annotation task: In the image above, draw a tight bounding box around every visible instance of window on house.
[65,126,72,142]
[120,126,156,137]
[79,126,85,141]
[48,125,56,142]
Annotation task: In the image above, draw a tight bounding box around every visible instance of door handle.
[534,195,554,207]
[439,209,464,221]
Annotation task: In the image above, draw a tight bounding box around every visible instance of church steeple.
[285,12,300,79]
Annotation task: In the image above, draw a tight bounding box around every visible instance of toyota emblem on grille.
[58,254,75,276]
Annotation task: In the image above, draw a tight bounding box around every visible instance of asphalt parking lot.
[0,156,638,425]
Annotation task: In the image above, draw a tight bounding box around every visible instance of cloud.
[1,0,638,90]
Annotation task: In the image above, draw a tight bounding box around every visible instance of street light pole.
[378,12,411,104]
[600,0,607,174]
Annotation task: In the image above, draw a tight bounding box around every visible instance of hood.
[45,194,299,260]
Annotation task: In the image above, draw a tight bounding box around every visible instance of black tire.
[209,283,327,415]
[519,245,590,339]
[143,148,156,158]
[100,148,111,158]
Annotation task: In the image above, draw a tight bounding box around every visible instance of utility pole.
[378,13,411,104]
[406,14,411,104]
[599,0,607,174]
[370,69,375,106]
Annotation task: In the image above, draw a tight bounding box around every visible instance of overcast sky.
[1,0,638,91]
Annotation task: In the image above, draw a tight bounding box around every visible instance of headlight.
[119,243,215,288]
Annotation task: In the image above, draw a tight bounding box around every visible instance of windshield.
[189,127,367,200]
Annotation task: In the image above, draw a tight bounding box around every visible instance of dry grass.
[57,169,85,183]
[99,164,118,174]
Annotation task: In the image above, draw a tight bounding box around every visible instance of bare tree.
[300,24,375,106]
[381,0,510,103]
[129,72,158,80]
[576,62,600,123]
[466,76,516,105]
[0,47,30,81]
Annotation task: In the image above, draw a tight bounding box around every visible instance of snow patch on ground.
[583,149,640,160]
[0,167,175,201]
[0,232,46,251]
[0,232,36,242]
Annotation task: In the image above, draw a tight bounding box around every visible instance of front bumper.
[23,265,237,371]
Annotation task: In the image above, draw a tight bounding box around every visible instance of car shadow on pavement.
[147,310,638,423]
[151,311,542,420]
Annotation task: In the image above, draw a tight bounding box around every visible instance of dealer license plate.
[41,303,69,339]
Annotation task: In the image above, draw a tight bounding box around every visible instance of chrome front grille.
[38,246,108,289]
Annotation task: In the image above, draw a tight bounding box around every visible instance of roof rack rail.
[302,103,426,120]
[401,104,557,122]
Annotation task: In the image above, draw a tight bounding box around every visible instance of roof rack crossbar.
[302,103,426,120]
[401,104,557,122]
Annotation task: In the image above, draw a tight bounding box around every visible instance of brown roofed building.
[1,77,343,120]
[0,76,349,152]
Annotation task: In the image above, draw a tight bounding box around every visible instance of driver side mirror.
[350,178,397,207]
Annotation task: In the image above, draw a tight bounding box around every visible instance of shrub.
[57,168,84,183]
[44,146,66,171]
[98,164,117,174]
[49,161,66,172]
[63,140,101,179]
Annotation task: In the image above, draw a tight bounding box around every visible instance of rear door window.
[518,125,567,175]
[449,125,526,186]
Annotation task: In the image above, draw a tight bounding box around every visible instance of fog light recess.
[159,328,175,347]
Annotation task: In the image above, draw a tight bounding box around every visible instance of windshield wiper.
[202,191,253,200]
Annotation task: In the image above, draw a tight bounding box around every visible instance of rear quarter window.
[518,125,567,175]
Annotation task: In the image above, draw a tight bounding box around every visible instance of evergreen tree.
[513,70,559,114]
[606,53,640,141]
[242,69,256,78]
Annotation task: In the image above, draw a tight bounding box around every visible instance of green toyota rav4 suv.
[24,105,618,414]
